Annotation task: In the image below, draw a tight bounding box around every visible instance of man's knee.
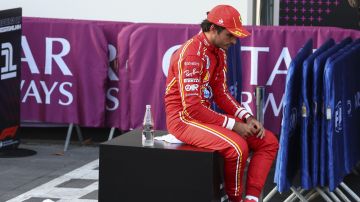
[264,130,279,154]
[225,139,249,161]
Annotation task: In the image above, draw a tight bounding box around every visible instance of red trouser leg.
[169,117,248,202]
[168,116,278,202]
[244,129,279,197]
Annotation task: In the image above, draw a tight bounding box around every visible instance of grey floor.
[1,127,360,202]
[0,127,103,202]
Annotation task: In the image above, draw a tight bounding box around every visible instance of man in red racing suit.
[164,5,279,202]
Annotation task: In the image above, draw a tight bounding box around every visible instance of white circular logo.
[335,100,342,133]
[185,84,199,91]
[162,45,181,77]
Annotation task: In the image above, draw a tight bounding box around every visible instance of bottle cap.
[146,105,151,109]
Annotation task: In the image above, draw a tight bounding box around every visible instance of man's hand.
[246,117,265,139]
[232,117,266,139]
[232,121,254,139]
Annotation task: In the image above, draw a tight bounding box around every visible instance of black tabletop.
[102,129,216,153]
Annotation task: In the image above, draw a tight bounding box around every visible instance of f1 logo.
[1,42,17,80]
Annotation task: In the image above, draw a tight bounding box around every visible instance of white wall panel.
[1,0,253,25]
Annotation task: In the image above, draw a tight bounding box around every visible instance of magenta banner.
[116,23,149,130]
[20,18,360,134]
[95,21,132,128]
[21,18,109,127]
[128,25,360,133]
[240,26,360,134]
[127,24,199,130]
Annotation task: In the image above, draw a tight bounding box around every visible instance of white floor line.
[6,159,99,202]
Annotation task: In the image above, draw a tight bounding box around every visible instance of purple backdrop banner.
[116,23,151,130]
[95,21,132,128]
[128,25,360,133]
[127,24,199,130]
[240,26,360,134]
[20,18,360,133]
[21,18,108,127]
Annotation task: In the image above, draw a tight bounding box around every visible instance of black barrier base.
[99,130,224,202]
[0,147,37,158]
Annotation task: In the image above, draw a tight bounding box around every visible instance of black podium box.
[99,130,223,202]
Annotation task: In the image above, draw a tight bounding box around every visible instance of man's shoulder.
[181,36,202,57]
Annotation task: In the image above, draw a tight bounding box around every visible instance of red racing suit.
[164,32,278,201]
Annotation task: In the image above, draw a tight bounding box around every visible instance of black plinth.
[99,130,223,202]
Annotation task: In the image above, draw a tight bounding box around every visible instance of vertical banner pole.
[256,86,265,124]
[256,86,265,201]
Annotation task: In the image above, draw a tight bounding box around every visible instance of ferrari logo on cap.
[234,30,246,37]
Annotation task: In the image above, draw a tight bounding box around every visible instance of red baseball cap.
[207,5,250,38]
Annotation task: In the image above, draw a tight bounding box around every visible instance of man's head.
[201,5,250,50]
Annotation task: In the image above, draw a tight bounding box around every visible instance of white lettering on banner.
[106,87,119,111]
[108,44,117,64]
[241,91,284,117]
[40,81,58,104]
[266,47,291,85]
[264,93,284,117]
[58,82,73,105]
[241,46,269,85]
[184,69,200,77]
[21,36,40,74]
[20,80,25,89]
[21,36,73,76]
[185,84,199,91]
[106,44,120,111]
[162,45,181,77]
[45,38,72,75]
[107,44,119,81]
[0,42,17,80]
[21,80,73,105]
[241,92,253,115]
[21,80,42,103]
[108,68,119,81]
[241,46,292,86]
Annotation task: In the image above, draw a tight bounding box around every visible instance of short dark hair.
[201,19,225,34]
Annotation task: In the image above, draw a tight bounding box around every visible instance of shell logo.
[162,45,181,77]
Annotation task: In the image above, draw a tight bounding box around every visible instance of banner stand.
[19,122,84,153]
[107,127,116,141]
[63,123,84,152]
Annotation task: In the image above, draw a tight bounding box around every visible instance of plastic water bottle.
[142,105,154,146]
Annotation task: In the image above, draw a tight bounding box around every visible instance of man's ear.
[209,24,217,35]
